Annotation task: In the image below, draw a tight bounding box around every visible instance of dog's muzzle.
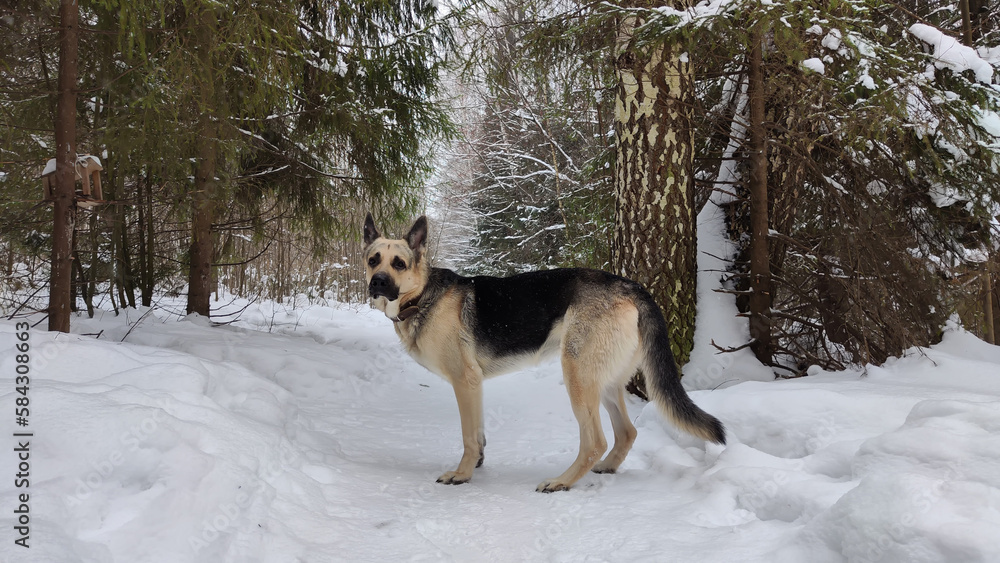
[368,272,399,301]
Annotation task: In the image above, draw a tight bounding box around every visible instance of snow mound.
[776,399,1000,563]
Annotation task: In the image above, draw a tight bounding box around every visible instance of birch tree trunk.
[612,10,697,386]
[48,0,80,333]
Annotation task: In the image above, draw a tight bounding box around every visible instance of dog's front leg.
[437,366,484,485]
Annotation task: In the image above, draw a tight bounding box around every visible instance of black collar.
[391,294,421,323]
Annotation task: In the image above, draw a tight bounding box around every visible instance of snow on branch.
[908,23,994,84]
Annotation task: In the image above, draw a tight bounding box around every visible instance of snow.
[802,58,826,75]
[821,29,842,51]
[908,24,994,84]
[928,182,964,207]
[332,58,347,77]
[690,144,773,389]
[979,108,1000,139]
[710,75,749,206]
[980,46,1000,66]
[652,0,741,29]
[2,296,999,562]
[42,155,103,176]
[906,84,940,138]
[80,155,101,168]
[866,180,887,196]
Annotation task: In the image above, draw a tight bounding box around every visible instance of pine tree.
[672,0,1000,370]
[1,0,456,317]
[186,1,220,316]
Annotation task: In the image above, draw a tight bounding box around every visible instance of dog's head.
[362,213,429,318]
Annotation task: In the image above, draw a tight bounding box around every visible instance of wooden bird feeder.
[42,155,105,209]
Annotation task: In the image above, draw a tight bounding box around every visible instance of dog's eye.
[368,253,380,268]
[391,257,406,271]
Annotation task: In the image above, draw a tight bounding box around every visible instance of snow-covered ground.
[1,293,999,562]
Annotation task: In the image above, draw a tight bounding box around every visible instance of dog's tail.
[635,291,726,445]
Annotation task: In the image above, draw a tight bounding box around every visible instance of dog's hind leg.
[536,353,607,493]
[592,386,637,474]
[537,299,640,492]
[437,364,484,485]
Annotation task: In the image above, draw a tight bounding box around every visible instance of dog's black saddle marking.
[467,269,580,356]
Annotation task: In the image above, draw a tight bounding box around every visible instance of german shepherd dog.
[363,214,726,492]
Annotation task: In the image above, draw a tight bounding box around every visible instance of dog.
[362,213,726,492]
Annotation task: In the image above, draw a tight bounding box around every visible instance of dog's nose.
[370,272,390,291]
[369,272,400,300]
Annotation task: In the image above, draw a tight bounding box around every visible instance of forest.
[2,0,999,377]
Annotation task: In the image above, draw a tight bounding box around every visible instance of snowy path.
[1,301,999,562]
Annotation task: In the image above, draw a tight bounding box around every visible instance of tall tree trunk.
[69,227,79,312]
[108,200,120,315]
[239,261,246,296]
[984,267,995,345]
[613,9,697,393]
[188,120,218,316]
[187,4,219,317]
[144,170,157,305]
[748,32,773,365]
[115,202,136,309]
[107,168,121,314]
[87,212,99,316]
[959,0,973,47]
[137,168,151,306]
[72,247,93,318]
[991,268,1000,341]
[48,0,80,333]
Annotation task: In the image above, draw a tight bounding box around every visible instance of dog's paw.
[476,436,486,468]
[591,461,617,474]
[436,471,471,485]
[535,479,571,493]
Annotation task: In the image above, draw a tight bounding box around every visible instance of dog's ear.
[363,212,381,246]
[405,216,428,254]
